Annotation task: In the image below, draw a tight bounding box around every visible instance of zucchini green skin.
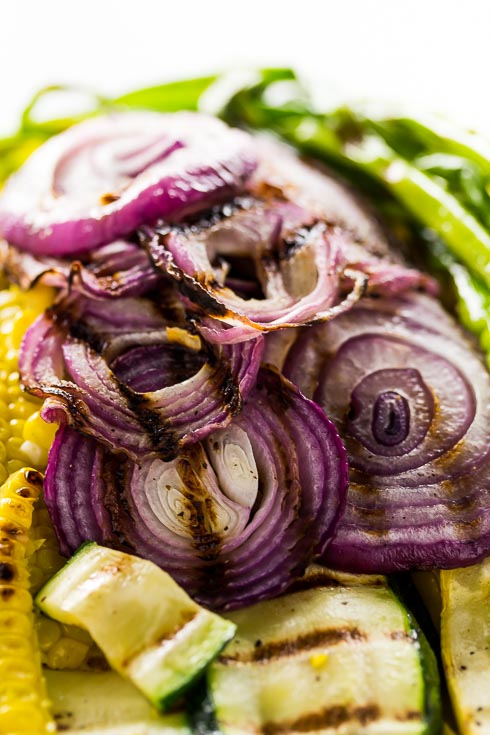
[36,543,236,711]
[390,579,442,735]
[205,568,441,735]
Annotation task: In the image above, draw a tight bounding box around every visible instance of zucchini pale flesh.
[36,543,236,710]
[441,560,490,734]
[45,669,190,734]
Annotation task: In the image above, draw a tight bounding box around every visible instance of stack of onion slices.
[44,368,348,610]
[0,109,484,608]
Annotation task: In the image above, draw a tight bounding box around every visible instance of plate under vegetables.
[2,70,490,734]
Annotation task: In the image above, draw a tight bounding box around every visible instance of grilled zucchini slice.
[441,560,490,735]
[36,542,236,710]
[46,669,190,734]
[207,568,441,735]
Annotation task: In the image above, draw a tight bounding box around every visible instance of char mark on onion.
[45,368,349,610]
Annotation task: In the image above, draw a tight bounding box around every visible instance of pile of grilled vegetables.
[3,70,490,735]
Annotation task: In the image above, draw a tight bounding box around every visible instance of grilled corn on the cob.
[0,283,106,674]
[0,467,55,733]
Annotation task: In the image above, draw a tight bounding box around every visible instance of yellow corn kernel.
[36,616,62,652]
[45,637,91,670]
[29,492,65,594]
[310,653,329,669]
[7,458,28,475]
[0,609,32,638]
[6,436,30,461]
[0,468,55,733]
[10,311,39,350]
[9,418,25,438]
[23,412,57,452]
[0,705,49,733]
[35,612,105,671]
[19,440,46,469]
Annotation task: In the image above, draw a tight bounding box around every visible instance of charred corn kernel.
[0,468,55,733]
[0,284,102,678]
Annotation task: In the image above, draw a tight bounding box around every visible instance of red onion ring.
[45,368,348,610]
[0,112,256,256]
[281,293,490,571]
[20,292,263,460]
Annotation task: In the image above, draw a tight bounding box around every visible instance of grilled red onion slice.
[20,293,263,460]
[143,198,369,344]
[45,368,348,609]
[0,112,256,256]
[0,239,162,298]
[141,140,435,344]
[281,293,490,571]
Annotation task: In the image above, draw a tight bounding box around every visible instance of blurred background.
[1,0,489,133]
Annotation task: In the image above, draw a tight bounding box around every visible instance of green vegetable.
[114,76,216,112]
[220,68,490,371]
[36,543,236,711]
[440,560,490,735]
[205,567,441,734]
[45,669,190,734]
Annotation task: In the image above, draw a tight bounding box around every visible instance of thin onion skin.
[0,112,256,256]
[44,368,349,610]
[281,292,490,572]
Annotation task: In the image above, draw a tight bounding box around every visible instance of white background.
[1,0,489,134]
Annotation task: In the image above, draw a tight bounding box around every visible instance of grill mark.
[283,570,387,594]
[144,198,321,324]
[285,575,342,593]
[176,445,227,597]
[100,453,136,551]
[121,609,198,669]
[177,445,223,561]
[201,339,242,417]
[24,469,43,488]
[219,626,365,664]
[262,703,381,734]
[279,226,317,261]
[45,297,241,460]
[0,563,15,582]
[48,301,107,355]
[116,379,180,459]
[154,196,256,236]
[255,368,294,412]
